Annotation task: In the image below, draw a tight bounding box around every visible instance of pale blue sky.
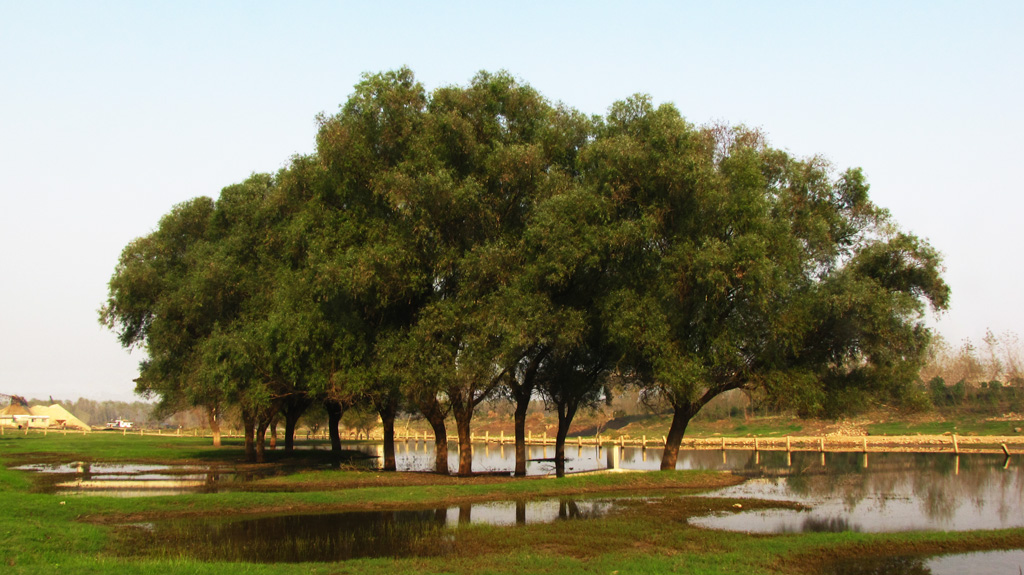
[2,1,1021,401]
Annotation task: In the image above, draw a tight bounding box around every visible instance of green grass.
[2,432,1024,574]
[728,422,805,436]
[1,431,241,461]
[866,417,1024,436]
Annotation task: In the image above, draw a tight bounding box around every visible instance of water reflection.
[13,461,292,497]
[152,509,452,562]
[827,555,931,575]
[690,452,1024,533]
[14,447,1024,534]
[827,549,1024,575]
[349,441,755,475]
[140,498,621,563]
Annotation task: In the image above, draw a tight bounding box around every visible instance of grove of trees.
[918,330,1024,413]
[100,69,948,475]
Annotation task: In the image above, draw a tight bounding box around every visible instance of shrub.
[950,380,967,405]
[928,376,948,407]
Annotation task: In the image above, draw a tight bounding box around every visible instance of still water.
[130,498,624,562]
[364,442,1023,534]
[689,451,1024,533]
[827,549,1024,575]
[348,440,743,474]
[12,461,289,496]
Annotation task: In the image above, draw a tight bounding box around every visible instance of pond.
[689,451,1024,533]
[347,440,756,474]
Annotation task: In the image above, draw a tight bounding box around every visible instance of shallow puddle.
[139,509,453,562]
[127,498,623,562]
[12,461,297,496]
[689,452,1024,533]
[826,549,1024,574]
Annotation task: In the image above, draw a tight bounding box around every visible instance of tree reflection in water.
[827,549,1024,575]
[827,555,931,575]
[691,452,1024,533]
[139,498,623,563]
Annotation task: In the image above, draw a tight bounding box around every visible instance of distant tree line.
[921,329,1023,386]
[100,69,948,475]
[919,330,1024,413]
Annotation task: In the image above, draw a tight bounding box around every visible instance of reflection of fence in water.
[323,429,1024,458]
[768,451,1024,523]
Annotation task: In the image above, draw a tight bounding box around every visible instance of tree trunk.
[452,401,474,475]
[512,347,546,477]
[268,418,278,450]
[419,398,449,475]
[242,411,256,463]
[554,402,578,478]
[206,405,221,448]
[284,412,300,452]
[513,395,530,477]
[281,395,312,453]
[375,397,398,471]
[255,420,269,463]
[325,399,344,454]
[380,416,396,471]
[660,404,695,470]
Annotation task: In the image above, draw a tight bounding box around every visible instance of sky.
[1,1,1021,402]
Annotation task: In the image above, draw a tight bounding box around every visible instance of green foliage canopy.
[101,69,949,472]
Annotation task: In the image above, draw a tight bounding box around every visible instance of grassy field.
[2,431,1023,574]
